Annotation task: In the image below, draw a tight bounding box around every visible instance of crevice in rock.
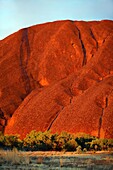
[90,28,98,51]
[20,28,31,95]
[0,108,7,132]
[105,97,108,108]
[61,78,75,104]
[29,73,43,89]
[93,69,103,81]
[102,32,113,44]
[63,88,74,104]
[0,108,4,119]
[47,86,74,131]
[47,97,64,131]
[69,95,73,104]
[75,25,87,66]
[98,108,104,138]
[68,88,74,104]
[98,97,108,138]
[69,83,74,104]
[18,91,40,111]
[21,28,30,65]
[47,105,64,131]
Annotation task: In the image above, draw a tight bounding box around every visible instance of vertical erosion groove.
[102,32,113,44]
[20,28,31,94]
[47,100,65,131]
[69,95,73,104]
[98,97,108,138]
[90,28,98,50]
[0,108,7,132]
[98,108,104,138]
[47,109,62,131]
[75,25,87,66]
[47,90,74,131]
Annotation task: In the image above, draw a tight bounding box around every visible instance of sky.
[0,0,113,40]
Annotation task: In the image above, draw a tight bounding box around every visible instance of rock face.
[0,20,113,138]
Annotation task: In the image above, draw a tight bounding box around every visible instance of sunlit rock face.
[0,20,113,138]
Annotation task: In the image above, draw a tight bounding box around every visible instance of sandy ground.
[0,150,113,170]
[22,150,113,155]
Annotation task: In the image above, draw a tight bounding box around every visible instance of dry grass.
[60,157,63,167]
[0,148,30,165]
[37,156,43,164]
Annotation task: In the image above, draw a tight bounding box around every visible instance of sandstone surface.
[0,20,113,138]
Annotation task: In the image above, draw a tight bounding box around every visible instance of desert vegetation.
[0,147,30,165]
[0,131,113,152]
[0,131,113,169]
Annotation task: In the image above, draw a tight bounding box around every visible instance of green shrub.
[75,133,95,151]
[107,139,113,151]
[23,130,53,151]
[0,133,22,149]
[4,135,22,148]
[0,131,113,152]
[90,138,109,151]
[76,145,82,153]
[65,139,78,151]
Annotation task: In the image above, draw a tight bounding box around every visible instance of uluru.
[0,20,113,139]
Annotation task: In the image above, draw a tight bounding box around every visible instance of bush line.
[0,131,113,152]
